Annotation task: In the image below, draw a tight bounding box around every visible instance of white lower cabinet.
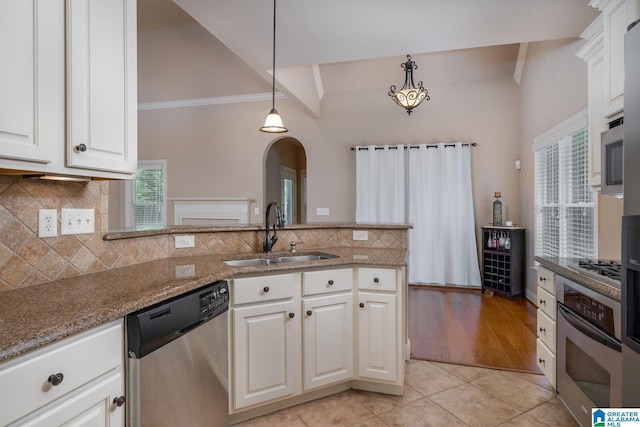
[303,292,353,390]
[15,370,124,427]
[356,267,401,383]
[535,266,557,388]
[232,299,298,409]
[0,319,125,426]
[357,292,397,382]
[230,266,404,415]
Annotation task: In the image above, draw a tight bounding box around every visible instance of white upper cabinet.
[593,0,640,118]
[0,0,137,179]
[0,0,62,170]
[66,0,137,175]
[577,17,606,188]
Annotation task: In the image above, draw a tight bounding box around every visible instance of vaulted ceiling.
[137,0,599,116]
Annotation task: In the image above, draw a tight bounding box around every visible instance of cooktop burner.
[576,259,621,282]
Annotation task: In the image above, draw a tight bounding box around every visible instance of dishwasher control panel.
[127,280,229,358]
[199,282,229,314]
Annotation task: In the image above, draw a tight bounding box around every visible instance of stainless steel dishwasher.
[126,280,229,427]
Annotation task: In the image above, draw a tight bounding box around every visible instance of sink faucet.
[263,201,284,253]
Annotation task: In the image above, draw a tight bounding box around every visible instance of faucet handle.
[289,241,303,252]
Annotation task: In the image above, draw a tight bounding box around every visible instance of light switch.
[61,209,94,235]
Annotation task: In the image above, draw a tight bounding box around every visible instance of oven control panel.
[558,275,619,339]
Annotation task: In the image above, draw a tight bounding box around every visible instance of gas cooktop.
[573,259,621,283]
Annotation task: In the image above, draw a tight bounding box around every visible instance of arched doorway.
[265,138,307,224]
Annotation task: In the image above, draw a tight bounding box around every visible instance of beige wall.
[519,37,623,298]
[127,24,523,236]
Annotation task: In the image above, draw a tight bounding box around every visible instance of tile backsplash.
[0,177,406,293]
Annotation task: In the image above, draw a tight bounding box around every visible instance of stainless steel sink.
[224,252,337,267]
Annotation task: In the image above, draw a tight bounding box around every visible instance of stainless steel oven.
[556,275,622,427]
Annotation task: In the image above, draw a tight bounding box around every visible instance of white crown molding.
[138,93,286,111]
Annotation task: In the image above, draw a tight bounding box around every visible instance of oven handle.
[558,304,621,352]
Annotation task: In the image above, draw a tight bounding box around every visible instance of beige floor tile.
[234,407,305,427]
[503,370,555,392]
[429,383,522,427]
[515,398,579,427]
[351,385,424,415]
[431,361,498,382]
[378,397,469,427]
[349,416,390,427]
[294,390,374,427]
[404,360,465,397]
[470,371,556,412]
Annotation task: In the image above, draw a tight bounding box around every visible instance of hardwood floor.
[408,285,540,373]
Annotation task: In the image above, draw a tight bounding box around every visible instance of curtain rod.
[350,142,477,151]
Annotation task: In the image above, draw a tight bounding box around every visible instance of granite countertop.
[104,222,413,240]
[0,247,407,362]
[534,256,621,302]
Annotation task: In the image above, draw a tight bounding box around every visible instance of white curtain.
[355,145,406,223]
[355,142,481,287]
[407,143,481,286]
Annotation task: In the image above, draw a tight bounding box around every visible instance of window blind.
[126,161,167,230]
[535,122,594,259]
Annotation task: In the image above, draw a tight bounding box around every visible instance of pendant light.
[260,0,288,133]
[388,55,430,115]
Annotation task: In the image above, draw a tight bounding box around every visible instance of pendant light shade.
[261,108,287,133]
[260,0,288,133]
[388,55,430,115]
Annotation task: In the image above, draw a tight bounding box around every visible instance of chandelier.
[388,55,430,115]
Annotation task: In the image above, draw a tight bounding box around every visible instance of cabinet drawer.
[537,266,555,294]
[536,339,556,388]
[0,320,123,426]
[303,268,352,296]
[233,273,295,305]
[537,286,556,320]
[536,310,556,352]
[358,268,396,292]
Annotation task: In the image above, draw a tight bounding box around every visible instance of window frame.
[533,109,597,259]
[125,160,167,230]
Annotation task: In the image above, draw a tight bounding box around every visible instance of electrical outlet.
[175,235,195,248]
[316,207,330,216]
[175,264,195,278]
[38,209,58,238]
[353,230,368,241]
[61,209,95,235]
[254,207,260,215]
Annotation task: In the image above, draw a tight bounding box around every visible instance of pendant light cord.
[271,0,277,110]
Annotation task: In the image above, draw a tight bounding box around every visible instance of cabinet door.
[603,0,639,117]
[10,369,124,427]
[303,293,353,390]
[66,0,137,175]
[586,41,606,187]
[536,339,556,388]
[232,300,298,409]
[357,291,397,382]
[0,0,62,169]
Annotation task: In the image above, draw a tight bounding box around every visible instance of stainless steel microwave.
[602,124,623,197]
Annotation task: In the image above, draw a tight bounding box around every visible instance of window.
[534,110,594,259]
[281,166,297,225]
[125,160,167,230]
